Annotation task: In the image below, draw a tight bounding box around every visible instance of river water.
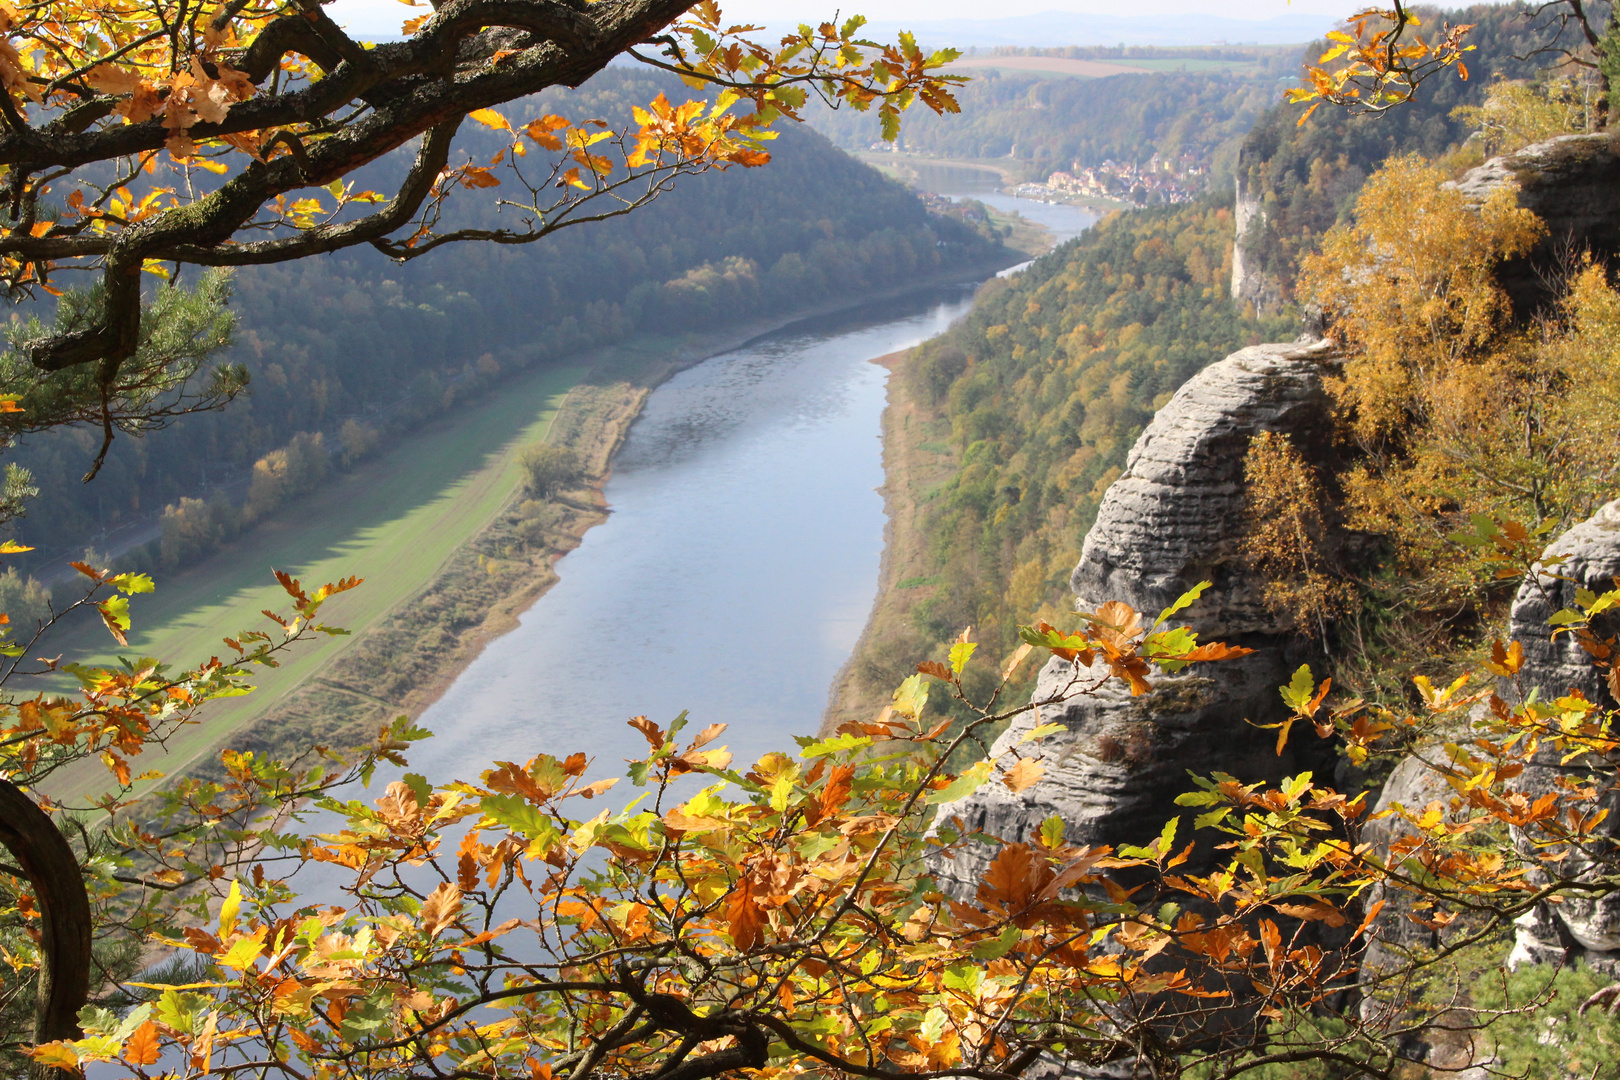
[409,288,969,783]
[407,194,1099,788]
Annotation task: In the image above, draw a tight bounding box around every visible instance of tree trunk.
[0,781,90,1080]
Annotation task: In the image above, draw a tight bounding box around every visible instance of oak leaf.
[124,1020,161,1066]
[419,882,462,939]
[1002,757,1044,793]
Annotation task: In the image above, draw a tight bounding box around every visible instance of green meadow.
[45,363,584,797]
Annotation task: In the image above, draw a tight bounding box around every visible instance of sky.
[327,0,1358,43]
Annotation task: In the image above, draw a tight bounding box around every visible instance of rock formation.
[1449,132,1620,317]
[1358,755,1451,986]
[1504,498,1620,973]
[928,339,1341,895]
[1230,157,1284,317]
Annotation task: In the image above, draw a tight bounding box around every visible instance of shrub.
[518,443,583,499]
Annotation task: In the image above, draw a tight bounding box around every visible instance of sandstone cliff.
[928,339,1340,894]
[1448,132,1620,317]
[1504,498,1620,973]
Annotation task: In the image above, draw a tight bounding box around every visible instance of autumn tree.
[519,443,583,499]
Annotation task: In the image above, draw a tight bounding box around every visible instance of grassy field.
[45,362,584,799]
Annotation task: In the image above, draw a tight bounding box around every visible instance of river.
[407,196,1100,787]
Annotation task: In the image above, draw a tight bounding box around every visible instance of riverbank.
[50,255,1015,800]
[821,347,962,734]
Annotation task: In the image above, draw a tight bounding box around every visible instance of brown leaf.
[819,763,856,819]
[628,715,663,749]
[182,926,222,954]
[917,659,952,681]
[1272,900,1347,927]
[977,842,1052,914]
[418,882,462,939]
[1002,642,1034,678]
[1002,757,1045,793]
[725,879,766,951]
[486,762,551,803]
[1094,600,1141,637]
[688,722,728,750]
[456,831,483,891]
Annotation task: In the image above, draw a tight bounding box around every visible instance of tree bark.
[0,781,91,1080]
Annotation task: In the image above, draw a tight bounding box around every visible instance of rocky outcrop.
[1359,755,1452,986]
[1449,133,1620,317]
[1230,158,1282,316]
[928,340,1340,896]
[1505,498,1620,973]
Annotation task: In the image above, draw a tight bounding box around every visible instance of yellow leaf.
[469,108,512,132]
[217,935,264,972]
[218,879,242,938]
[29,1043,78,1069]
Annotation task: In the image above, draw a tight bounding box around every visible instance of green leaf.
[1145,627,1197,671]
[110,572,155,595]
[481,794,559,844]
[109,1003,151,1042]
[879,104,900,142]
[1039,815,1065,848]
[99,595,131,635]
[1280,664,1315,711]
[1015,721,1064,747]
[1155,580,1212,627]
[970,924,1022,960]
[403,773,432,809]
[799,732,871,758]
[948,640,977,674]
[925,760,993,805]
[943,962,984,992]
[1194,807,1232,830]
[1120,816,1178,860]
[155,990,205,1036]
[666,710,689,744]
[892,673,929,720]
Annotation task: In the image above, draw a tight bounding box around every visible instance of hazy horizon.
[328,0,1357,45]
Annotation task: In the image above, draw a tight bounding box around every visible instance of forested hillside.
[832,0,1601,724]
[5,70,1005,574]
[832,199,1293,722]
[1233,2,1592,307]
[808,68,1279,186]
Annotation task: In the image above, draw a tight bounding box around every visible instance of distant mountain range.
[332,6,1339,48]
[799,11,1339,47]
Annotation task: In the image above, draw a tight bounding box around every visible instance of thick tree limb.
[0,781,90,1080]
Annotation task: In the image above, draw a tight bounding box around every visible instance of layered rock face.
[1505,499,1620,973]
[1449,133,1620,316]
[928,340,1340,896]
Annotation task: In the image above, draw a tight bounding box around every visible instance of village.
[1018,150,1209,206]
